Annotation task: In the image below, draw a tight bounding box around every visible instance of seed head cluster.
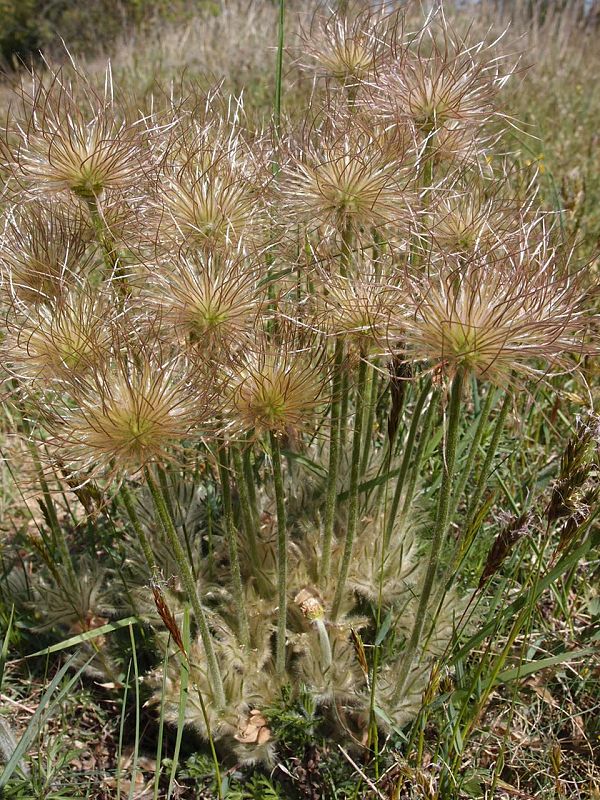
[0,3,595,766]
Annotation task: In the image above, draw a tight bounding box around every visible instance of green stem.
[231,446,260,571]
[270,432,288,676]
[331,356,369,621]
[86,195,127,294]
[359,362,378,477]
[27,442,78,589]
[321,338,344,581]
[217,450,250,647]
[398,390,438,526]
[144,467,226,709]
[463,392,511,533]
[120,482,156,575]
[242,441,260,532]
[338,369,350,452]
[394,370,464,700]
[384,379,433,549]
[447,386,497,524]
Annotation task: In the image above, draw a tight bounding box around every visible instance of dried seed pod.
[478,512,531,588]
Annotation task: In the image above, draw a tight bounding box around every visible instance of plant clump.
[0,2,595,785]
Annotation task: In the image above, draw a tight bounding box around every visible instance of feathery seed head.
[373,15,509,145]
[5,290,115,385]
[0,202,93,304]
[20,113,144,200]
[316,261,405,352]
[161,164,260,252]
[301,6,397,84]
[11,71,147,200]
[428,189,522,260]
[49,351,206,479]
[229,336,327,437]
[145,254,265,356]
[400,253,589,384]
[158,106,267,253]
[281,124,405,236]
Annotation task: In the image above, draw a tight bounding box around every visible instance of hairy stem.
[231,446,260,571]
[273,0,286,138]
[85,195,128,297]
[120,482,156,575]
[321,338,344,581]
[384,379,432,549]
[144,467,225,709]
[359,362,379,477]
[448,386,497,524]
[394,370,464,700]
[331,356,369,621]
[27,442,78,589]
[270,432,288,676]
[463,392,511,532]
[217,450,251,647]
[398,390,438,525]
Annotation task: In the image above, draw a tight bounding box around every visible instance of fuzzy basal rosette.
[152,622,277,764]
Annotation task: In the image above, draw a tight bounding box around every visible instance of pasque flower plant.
[0,1,595,776]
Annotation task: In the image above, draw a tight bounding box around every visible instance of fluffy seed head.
[301,7,396,84]
[428,189,523,260]
[5,290,115,385]
[229,337,327,437]
[157,107,266,253]
[399,252,589,384]
[316,260,404,351]
[11,72,146,200]
[145,254,265,356]
[49,351,206,479]
[0,202,93,304]
[161,165,259,252]
[373,15,509,145]
[281,125,404,235]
